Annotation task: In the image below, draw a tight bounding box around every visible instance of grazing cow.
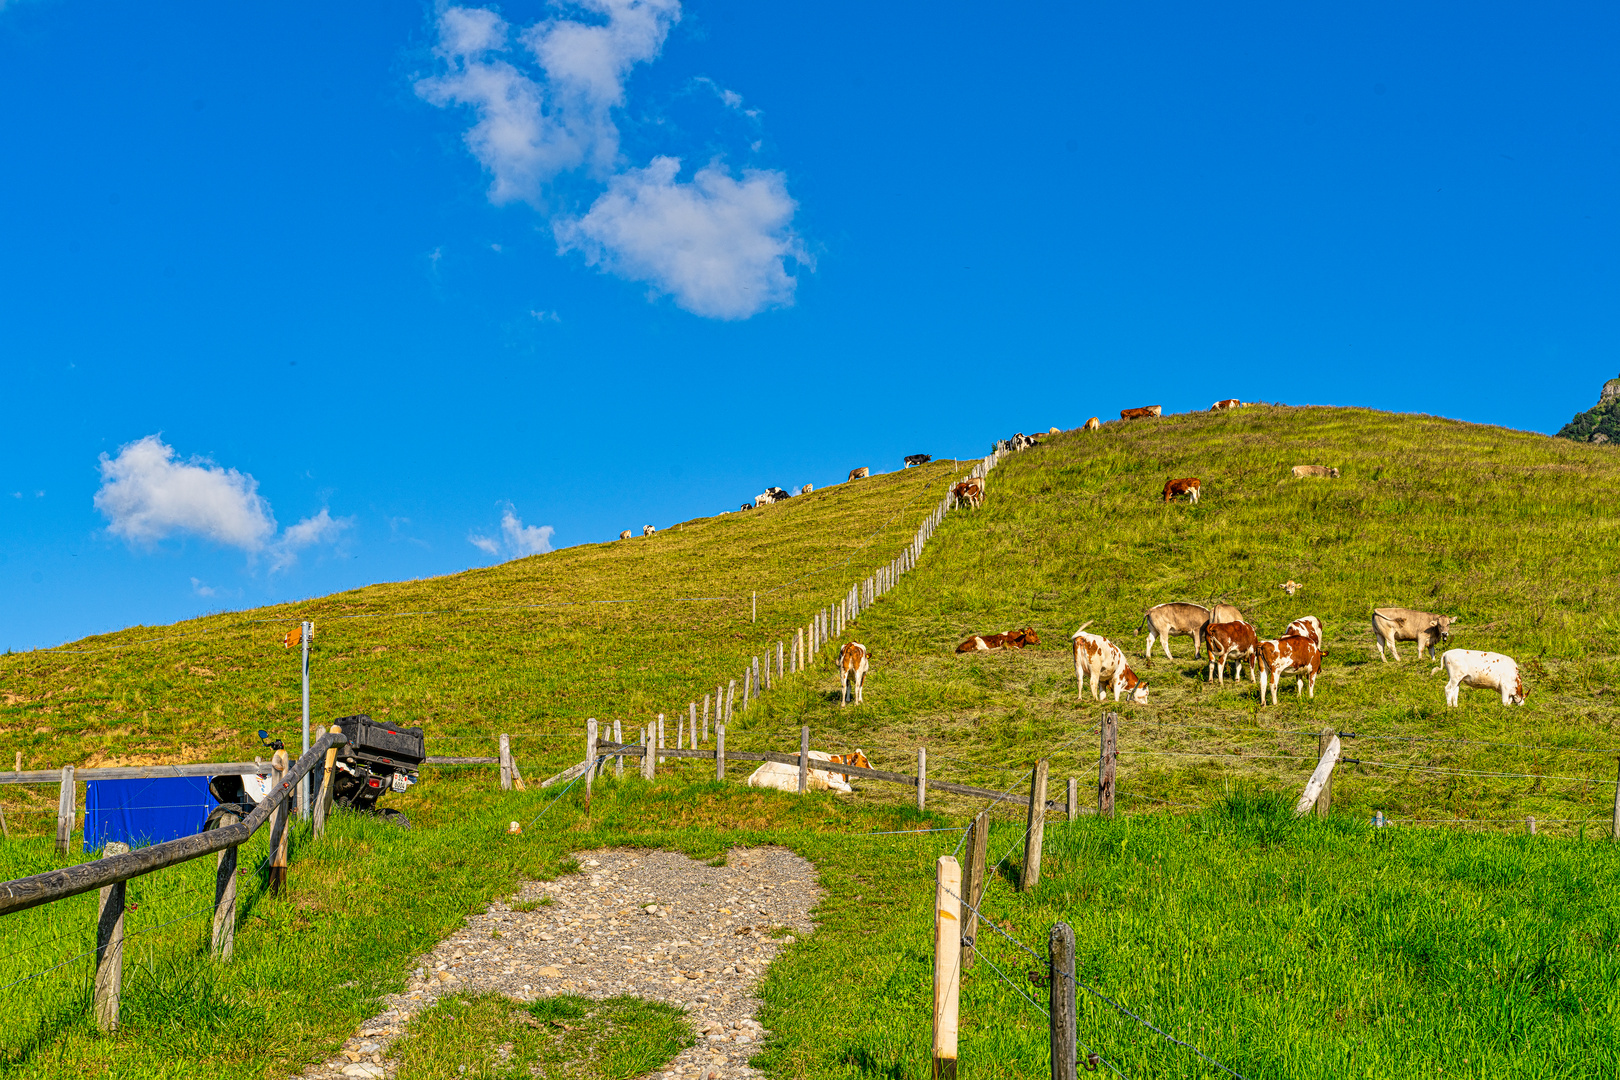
[1291,465,1340,479]
[1284,616,1324,649]
[1084,417,1100,432]
[1072,622,1149,703]
[955,627,1040,653]
[619,530,633,540]
[746,749,871,794]
[755,487,790,506]
[1120,405,1163,420]
[1256,635,1323,704]
[1139,602,1211,660]
[1163,477,1201,504]
[1434,649,1525,707]
[1372,608,1455,662]
[1048,427,1060,434]
[905,454,933,468]
[1210,398,1241,411]
[800,484,814,495]
[1206,620,1259,683]
[839,642,870,705]
[1280,580,1302,596]
[740,503,754,511]
[848,467,870,482]
[1200,603,1244,642]
[642,525,656,536]
[951,478,984,510]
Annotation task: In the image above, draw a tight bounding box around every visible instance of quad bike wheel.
[203,803,252,831]
[378,808,411,829]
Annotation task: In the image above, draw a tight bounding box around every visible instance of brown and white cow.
[619,530,633,540]
[951,478,984,510]
[1084,417,1101,432]
[955,627,1040,653]
[1072,622,1148,703]
[1257,634,1323,704]
[1139,602,1211,659]
[1372,608,1454,662]
[1199,603,1244,643]
[1433,649,1524,707]
[1210,398,1242,411]
[1120,405,1163,420]
[839,642,870,705]
[848,467,870,482]
[1206,620,1259,683]
[1163,477,1201,504]
[1284,616,1323,649]
[746,749,872,794]
[1291,465,1340,479]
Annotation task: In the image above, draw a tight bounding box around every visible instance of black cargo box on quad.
[334,714,426,772]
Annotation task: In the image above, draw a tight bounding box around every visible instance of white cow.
[1434,650,1526,707]
[747,751,858,794]
[839,642,870,705]
[1072,622,1149,703]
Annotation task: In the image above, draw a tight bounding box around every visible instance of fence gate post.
[798,726,810,794]
[1022,759,1050,891]
[269,748,290,894]
[1316,729,1335,818]
[585,719,597,809]
[499,734,513,791]
[614,719,624,779]
[1098,713,1117,818]
[93,841,129,1031]
[1049,922,1077,1080]
[917,747,927,812]
[212,811,240,960]
[933,855,961,1080]
[716,725,726,782]
[55,764,75,856]
[1066,778,1078,823]
[961,811,989,971]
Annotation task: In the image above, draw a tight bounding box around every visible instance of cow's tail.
[1429,665,1444,677]
[1072,620,1094,638]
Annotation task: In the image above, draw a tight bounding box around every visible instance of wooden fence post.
[917,747,927,812]
[212,811,239,960]
[690,703,698,747]
[499,734,513,791]
[726,680,735,722]
[641,727,655,781]
[743,667,752,707]
[1049,922,1077,1080]
[1316,729,1335,818]
[1022,759,1049,891]
[93,841,129,1031]
[657,714,665,765]
[56,764,75,856]
[614,719,624,779]
[1527,816,1536,835]
[1098,713,1117,818]
[1067,778,1077,823]
[716,725,727,782]
[798,726,811,794]
[1295,733,1343,816]
[585,719,597,808]
[752,590,757,624]
[933,855,961,1080]
[313,724,341,838]
[961,811,989,972]
[269,748,290,895]
[0,797,8,841]
[778,641,784,680]
[1612,758,1619,841]
[703,696,711,742]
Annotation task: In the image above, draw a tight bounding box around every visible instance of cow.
[839,642,870,705]
[1433,649,1525,707]
[1163,478,1201,504]
[1120,406,1163,420]
[740,503,754,511]
[951,478,984,510]
[1199,603,1244,642]
[848,467,870,482]
[1084,417,1100,432]
[642,525,656,537]
[1372,608,1455,662]
[1048,427,1060,434]
[1210,399,1241,411]
[1284,616,1324,649]
[800,484,814,495]
[1291,465,1340,479]
[755,487,791,506]
[1072,622,1148,703]
[746,749,872,794]
[1139,602,1211,660]
[955,628,1040,653]
[1256,635,1322,704]
[1012,433,1039,451]
[904,454,933,468]
[1206,620,1259,683]
[619,530,633,540]
[1280,580,1302,596]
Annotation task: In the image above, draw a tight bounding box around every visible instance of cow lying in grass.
[746,749,872,794]
[1072,622,1148,703]
[1434,650,1525,707]
[955,628,1039,653]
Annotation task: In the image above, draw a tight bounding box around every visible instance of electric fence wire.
[1356,760,1604,784]
[0,900,215,996]
[963,939,1131,1080]
[524,758,599,830]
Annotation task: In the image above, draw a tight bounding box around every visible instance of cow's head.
[1432,615,1454,642]
[1015,627,1040,647]
[1122,667,1149,703]
[1511,673,1526,706]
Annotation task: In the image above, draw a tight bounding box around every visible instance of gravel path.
[296,846,820,1080]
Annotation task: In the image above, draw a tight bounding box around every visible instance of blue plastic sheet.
[84,777,218,852]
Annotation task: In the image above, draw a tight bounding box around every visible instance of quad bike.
[205,715,425,831]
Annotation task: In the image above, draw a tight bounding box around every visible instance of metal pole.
[300,621,312,820]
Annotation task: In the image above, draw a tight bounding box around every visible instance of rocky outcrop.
[1556,375,1620,444]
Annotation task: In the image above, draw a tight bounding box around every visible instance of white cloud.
[469,504,555,559]
[191,578,218,597]
[95,435,276,551]
[269,509,353,571]
[556,157,807,319]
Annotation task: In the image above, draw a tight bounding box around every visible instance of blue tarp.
[84,777,218,852]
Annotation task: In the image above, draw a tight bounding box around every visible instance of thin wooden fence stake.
[499,734,513,791]
[743,667,752,708]
[1049,922,1077,1080]
[715,725,726,782]
[917,747,927,812]
[798,726,810,794]
[1316,729,1335,818]
[641,727,655,781]
[614,719,624,778]
[961,811,989,972]
[1612,758,1619,841]
[93,841,130,1031]
[1067,777,1077,822]
[752,590,757,624]
[1098,713,1117,818]
[313,724,341,838]
[688,704,697,751]
[726,680,735,722]
[702,696,711,742]
[933,855,961,1080]
[778,641,784,679]
[1528,816,1536,835]
[677,715,684,751]
[585,719,597,809]
[268,748,290,895]
[657,714,665,765]
[1022,759,1049,891]
[56,765,75,856]
[212,811,239,960]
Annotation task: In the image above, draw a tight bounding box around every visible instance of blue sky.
[1,0,1615,652]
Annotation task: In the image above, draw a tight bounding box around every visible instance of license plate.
[390,773,410,793]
